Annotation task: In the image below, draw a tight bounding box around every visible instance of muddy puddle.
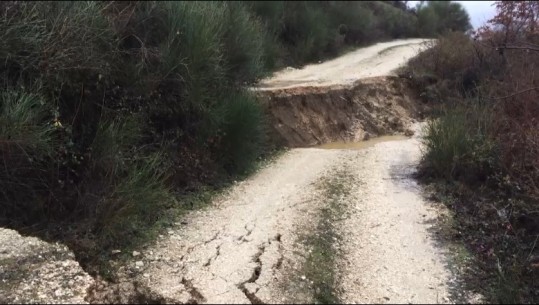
[316,134,409,150]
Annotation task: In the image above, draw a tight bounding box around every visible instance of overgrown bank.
[404,1,539,302]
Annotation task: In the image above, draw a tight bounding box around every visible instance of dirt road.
[256,38,431,90]
[110,123,458,304]
[87,39,468,304]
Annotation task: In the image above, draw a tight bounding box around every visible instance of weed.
[300,169,353,304]
[420,101,497,183]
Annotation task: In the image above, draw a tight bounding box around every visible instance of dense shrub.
[0,91,55,222]
[409,14,539,199]
[409,2,539,302]
[248,1,420,67]
[0,1,268,253]
[415,1,472,37]
[421,102,497,182]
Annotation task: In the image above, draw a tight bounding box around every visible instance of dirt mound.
[255,76,426,147]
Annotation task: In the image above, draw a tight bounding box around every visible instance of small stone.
[168,230,174,235]
[301,275,306,281]
[111,250,121,255]
[132,251,141,257]
[135,261,144,268]
[363,132,371,140]
[143,273,150,278]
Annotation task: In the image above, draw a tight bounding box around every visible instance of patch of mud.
[255,76,426,148]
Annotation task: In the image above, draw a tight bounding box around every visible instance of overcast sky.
[407,1,497,29]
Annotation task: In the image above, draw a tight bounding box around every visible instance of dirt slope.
[253,39,432,148]
[255,76,425,147]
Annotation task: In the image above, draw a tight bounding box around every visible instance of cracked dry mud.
[125,148,345,303]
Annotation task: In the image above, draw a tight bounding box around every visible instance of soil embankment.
[253,39,432,148]
[256,76,424,147]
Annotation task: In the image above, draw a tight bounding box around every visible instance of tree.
[477,1,539,43]
[417,1,472,37]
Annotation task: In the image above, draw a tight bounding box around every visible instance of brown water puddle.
[317,135,409,150]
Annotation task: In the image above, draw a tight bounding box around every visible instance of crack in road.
[237,243,265,304]
[181,278,206,304]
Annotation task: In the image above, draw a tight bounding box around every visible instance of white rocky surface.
[0,228,94,304]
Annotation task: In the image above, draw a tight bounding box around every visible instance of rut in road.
[87,39,475,304]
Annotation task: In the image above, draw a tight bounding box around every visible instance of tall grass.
[421,102,497,182]
[94,154,172,249]
[221,1,267,84]
[0,91,54,222]
[219,90,266,174]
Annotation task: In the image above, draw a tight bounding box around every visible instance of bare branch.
[492,87,539,100]
[496,45,539,52]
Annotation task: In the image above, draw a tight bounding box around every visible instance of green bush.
[0,91,55,222]
[248,1,423,67]
[0,91,54,156]
[421,102,497,182]
[221,2,268,84]
[0,2,117,88]
[416,1,472,37]
[219,90,266,175]
[94,154,172,248]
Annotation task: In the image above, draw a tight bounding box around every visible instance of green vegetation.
[302,169,353,304]
[421,102,497,183]
[415,1,472,37]
[405,2,539,302]
[249,1,428,67]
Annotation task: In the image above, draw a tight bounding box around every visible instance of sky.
[407,1,497,29]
